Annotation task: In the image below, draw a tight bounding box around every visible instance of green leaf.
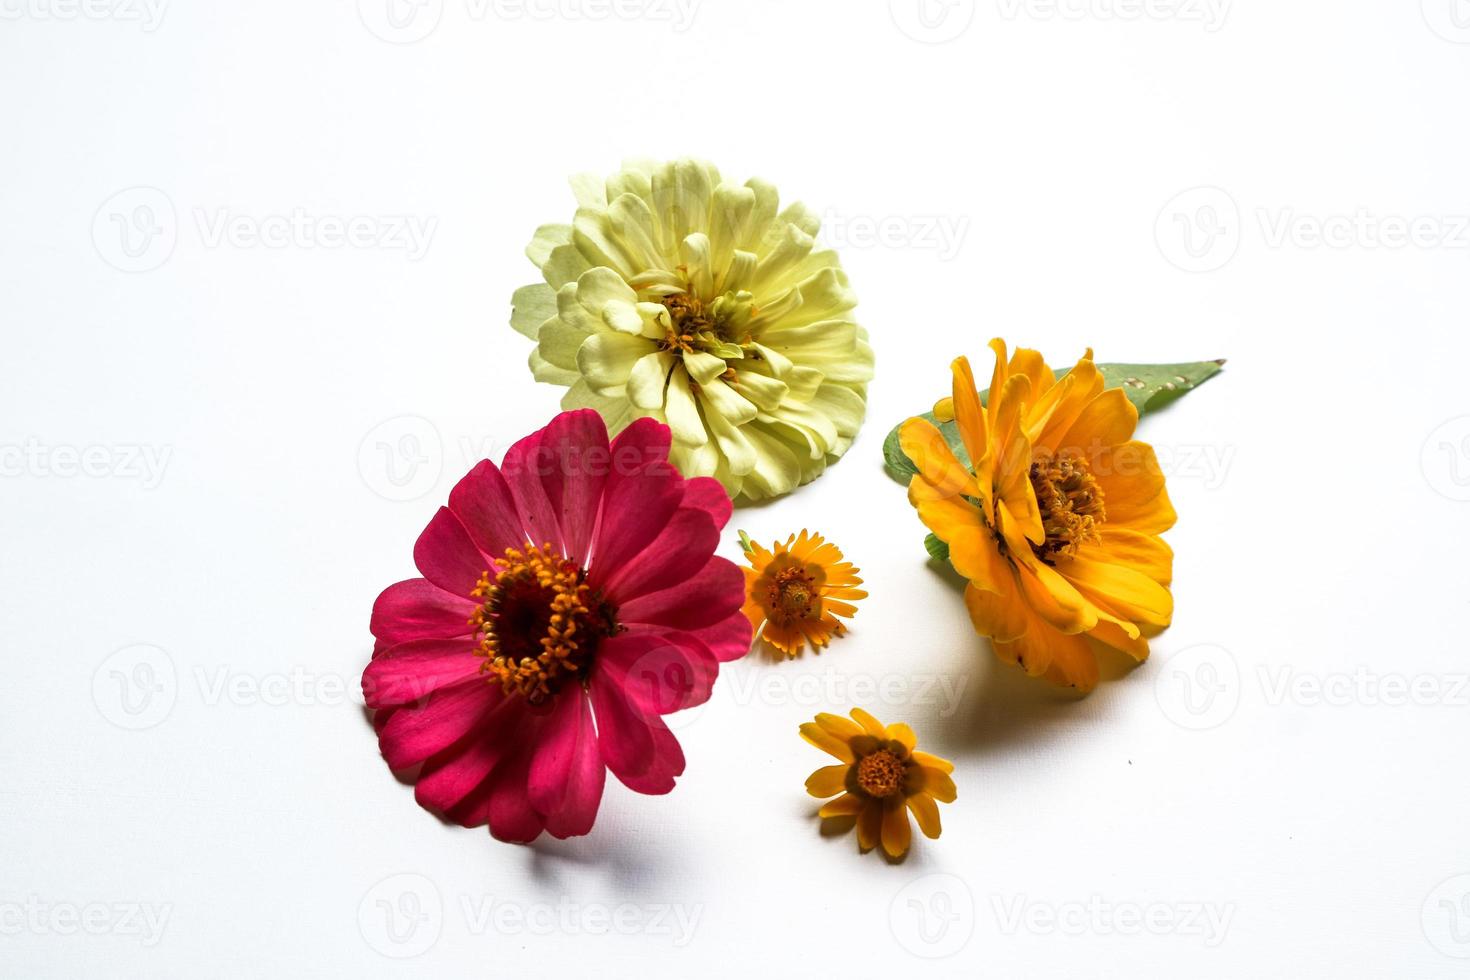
[1095,360,1227,413]
[737,529,754,554]
[923,533,951,563]
[882,410,942,486]
[882,359,1224,485]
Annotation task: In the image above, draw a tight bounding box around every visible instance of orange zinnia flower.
[740,530,866,656]
[899,340,1175,692]
[801,708,955,859]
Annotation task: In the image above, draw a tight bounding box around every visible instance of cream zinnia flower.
[510,158,874,500]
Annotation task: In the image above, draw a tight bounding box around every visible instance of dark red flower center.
[469,543,617,704]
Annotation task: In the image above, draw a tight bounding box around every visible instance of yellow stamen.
[769,566,816,624]
[659,292,710,353]
[1029,450,1106,563]
[856,749,906,798]
[468,543,615,704]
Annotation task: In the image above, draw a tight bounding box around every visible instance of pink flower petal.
[587,419,682,587]
[588,669,656,784]
[362,637,482,707]
[377,678,501,770]
[414,695,525,818]
[613,715,685,796]
[526,687,584,816]
[682,610,755,663]
[678,475,733,530]
[611,415,672,468]
[486,749,546,844]
[543,695,606,839]
[413,507,490,599]
[448,459,528,563]
[597,631,718,716]
[534,409,610,567]
[528,688,606,840]
[597,507,720,604]
[617,556,747,631]
[369,578,478,655]
[443,708,541,827]
[500,428,563,554]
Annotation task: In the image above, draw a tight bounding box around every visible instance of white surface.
[3,2,1469,977]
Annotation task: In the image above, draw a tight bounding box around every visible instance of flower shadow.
[805,809,915,866]
[521,820,691,896]
[918,558,1146,760]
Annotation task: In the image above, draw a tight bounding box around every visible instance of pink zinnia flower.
[363,410,751,843]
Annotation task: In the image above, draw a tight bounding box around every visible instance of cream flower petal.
[663,366,707,447]
[627,350,674,411]
[577,332,653,395]
[510,283,557,340]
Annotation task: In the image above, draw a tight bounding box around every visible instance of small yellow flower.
[740,530,865,656]
[801,708,954,859]
[900,339,1176,693]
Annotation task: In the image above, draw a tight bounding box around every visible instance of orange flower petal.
[911,750,954,774]
[1055,386,1138,454]
[964,581,1028,643]
[799,723,855,763]
[949,356,988,476]
[819,793,864,818]
[1007,346,1055,396]
[1063,555,1173,628]
[814,712,864,741]
[1042,634,1101,692]
[1015,557,1098,635]
[907,793,943,839]
[921,767,958,804]
[900,417,977,502]
[1088,617,1151,661]
[1092,441,1175,534]
[849,707,887,738]
[885,722,917,750]
[1096,528,1174,587]
[1031,355,1105,452]
[805,764,848,798]
[881,798,912,858]
[856,800,883,852]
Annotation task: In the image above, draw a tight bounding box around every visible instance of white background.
[3,1,1469,976]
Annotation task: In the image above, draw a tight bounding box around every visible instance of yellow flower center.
[658,292,711,354]
[856,749,906,798]
[469,543,616,704]
[1029,450,1106,563]
[656,290,756,361]
[768,566,817,624]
